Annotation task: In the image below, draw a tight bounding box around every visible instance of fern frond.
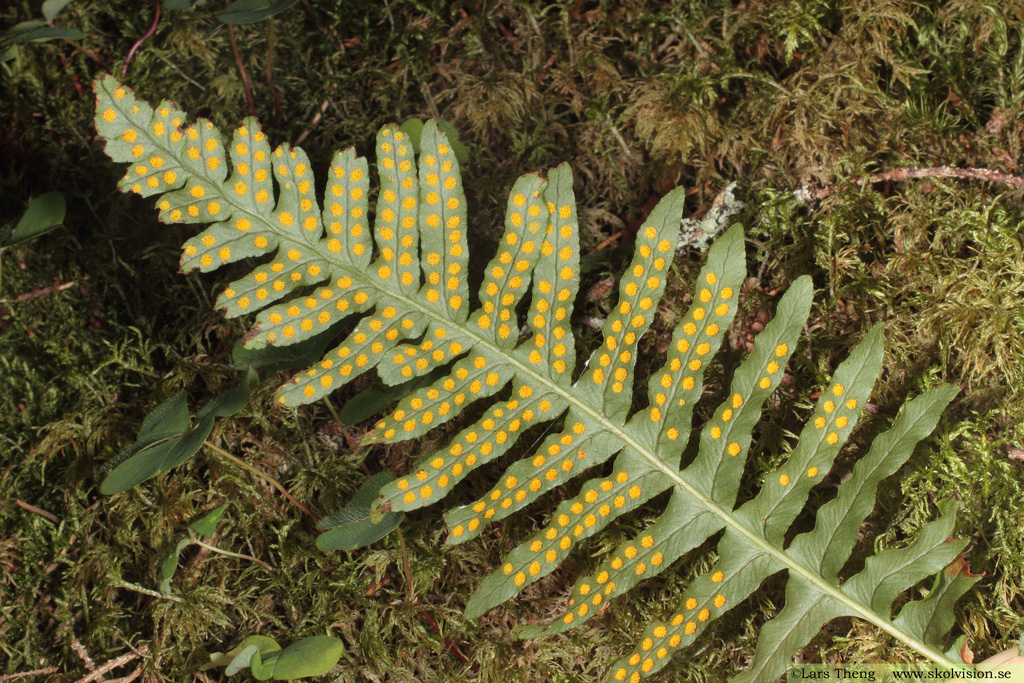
[94,75,974,682]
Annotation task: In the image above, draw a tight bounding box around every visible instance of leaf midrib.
[160,117,965,671]
[312,240,963,671]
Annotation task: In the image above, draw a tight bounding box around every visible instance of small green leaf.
[196,367,260,420]
[137,390,191,439]
[317,473,404,550]
[158,537,190,594]
[41,0,73,21]
[204,652,233,669]
[318,473,393,528]
[336,386,404,426]
[436,119,470,163]
[159,551,178,583]
[267,636,345,680]
[103,368,257,494]
[249,650,274,680]
[222,636,281,675]
[99,391,190,475]
[0,26,82,51]
[98,391,212,491]
[10,20,47,32]
[2,192,66,246]
[100,414,214,494]
[336,367,445,426]
[230,324,339,373]
[226,645,261,676]
[217,0,298,24]
[238,635,282,655]
[189,502,229,538]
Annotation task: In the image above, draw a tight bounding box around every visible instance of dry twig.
[70,636,95,671]
[0,667,60,681]
[0,278,84,305]
[15,499,59,523]
[810,166,1024,200]
[72,645,148,683]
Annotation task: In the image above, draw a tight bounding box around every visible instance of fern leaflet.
[94,75,976,682]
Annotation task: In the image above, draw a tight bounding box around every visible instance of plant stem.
[113,579,182,603]
[0,666,59,681]
[203,441,319,521]
[122,1,161,78]
[190,538,274,572]
[228,24,257,118]
[396,526,415,603]
[321,396,344,429]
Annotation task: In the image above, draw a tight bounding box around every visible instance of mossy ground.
[2,1,1023,681]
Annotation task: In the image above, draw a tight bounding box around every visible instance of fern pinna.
[94,75,977,682]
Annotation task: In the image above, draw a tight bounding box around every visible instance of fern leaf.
[893,556,981,649]
[94,75,974,683]
[515,273,810,636]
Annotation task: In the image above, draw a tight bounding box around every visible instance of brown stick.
[294,100,329,147]
[229,25,257,119]
[69,636,95,671]
[72,645,148,683]
[15,500,59,523]
[591,229,626,253]
[0,278,84,304]
[0,667,59,681]
[810,166,1024,200]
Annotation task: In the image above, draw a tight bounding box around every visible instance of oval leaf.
[3,192,66,246]
[100,415,214,494]
[41,0,73,21]
[188,502,229,538]
[0,26,83,50]
[269,636,345,680]
[317,473,403,549]
[196,367,260,420]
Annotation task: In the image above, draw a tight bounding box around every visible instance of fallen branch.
[70,635,96,671]
[72,645,148,683]
[810,165,1024,200]
[0,667,59,681]
[15,499,59,523]
[0,277,84,304]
